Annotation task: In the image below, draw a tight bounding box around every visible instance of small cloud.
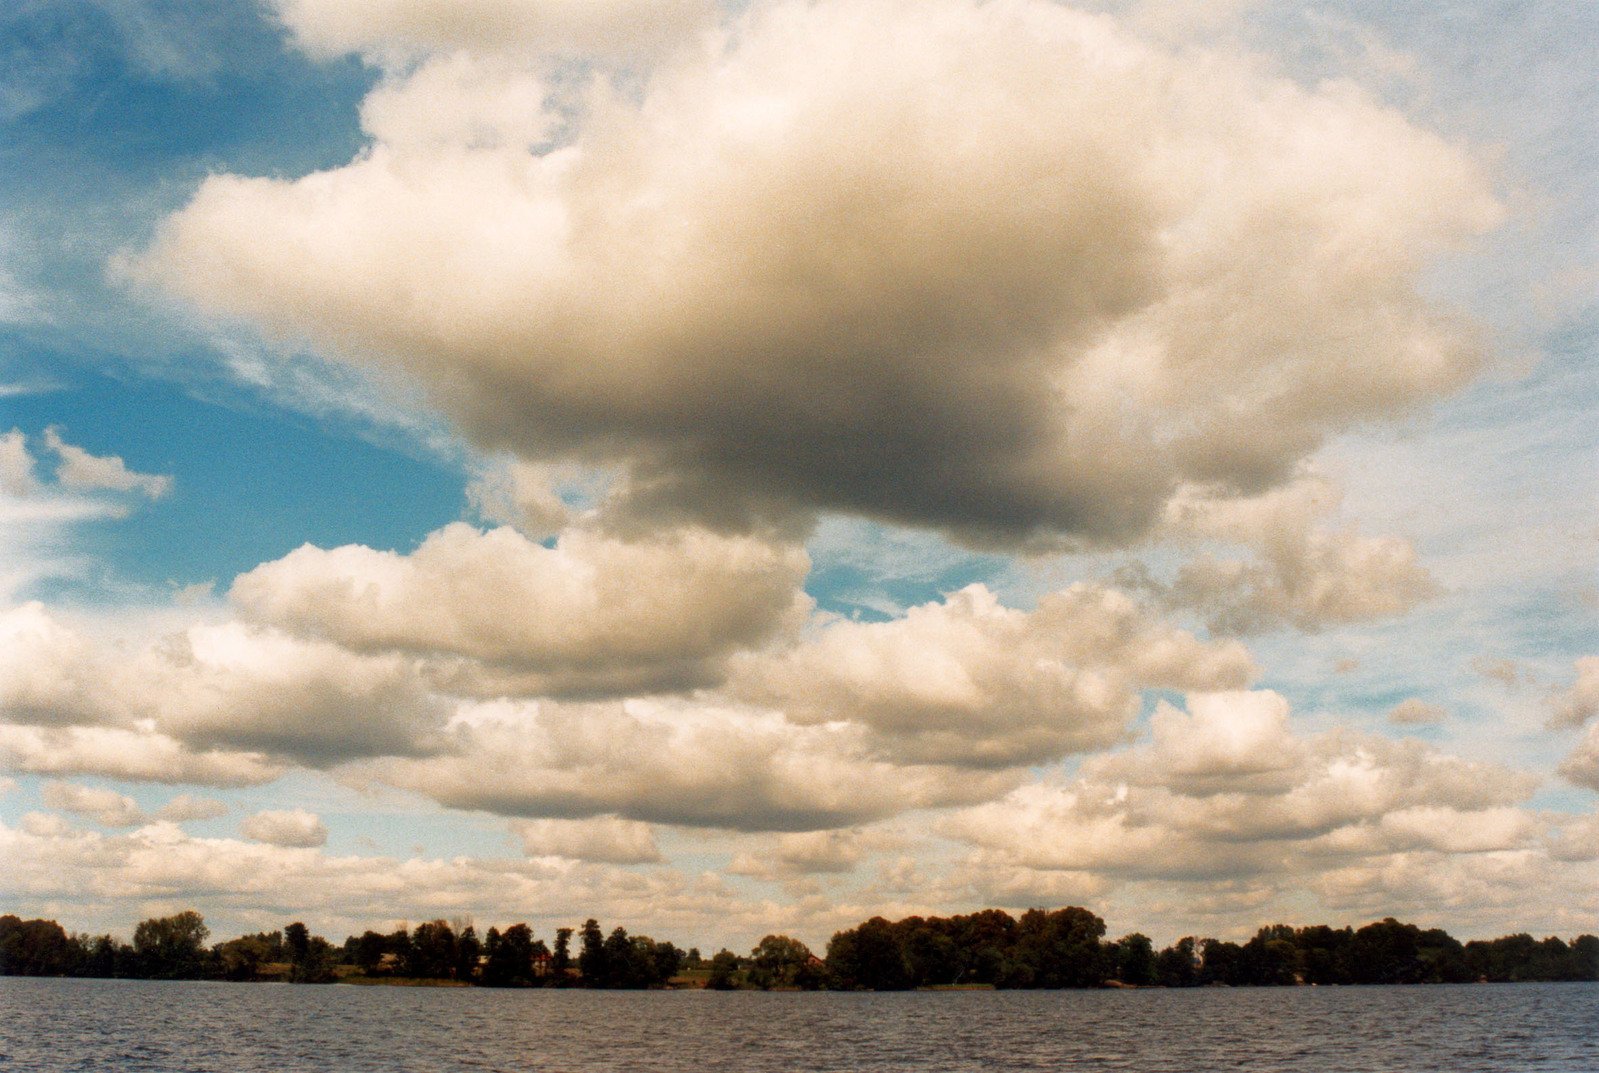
[0,380,63,398]
[40,780,148,827]
[0,429,36,496]
[512,816,660,864]
[20,811,75,838]
[154,794,229,823]
[1388,698,1447,726]
[1472,656,1524,689]
[43,427,173,499]
[241,808,328,848]
[170,580,216,606]
[1333,658,1361,675]
[1548,656,1599,729]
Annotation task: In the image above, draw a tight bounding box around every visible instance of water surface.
[3,978,1596,1072]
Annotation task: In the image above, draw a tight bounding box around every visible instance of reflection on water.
[3,977,1597,1072]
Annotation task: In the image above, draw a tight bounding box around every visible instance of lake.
[2,978,1596,1072]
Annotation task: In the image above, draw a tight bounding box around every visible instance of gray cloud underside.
[137,0,1501,548]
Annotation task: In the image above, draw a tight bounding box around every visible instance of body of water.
[2,977,1596,1072]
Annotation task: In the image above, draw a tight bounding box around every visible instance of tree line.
[819,909,1599,989]
[0,912,685,988]
[3,907,1595,989]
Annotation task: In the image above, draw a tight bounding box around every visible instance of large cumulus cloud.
[231,522,810,697]
[730,582,1254,766]
[370,698,1018,832]
[944,690,1541,885]
[135,0,1500,547]
[0,602,445,768]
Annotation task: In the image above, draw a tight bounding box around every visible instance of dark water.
[2,978,1596,1072]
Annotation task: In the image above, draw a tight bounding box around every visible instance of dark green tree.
[483,923,536,987]
[455,925,482,982]
[405,920,457,979]
[749,935,815,989]
[706,949,741,989]
[552,926,574,983]
[132,911,210,979]
[1114,933,1156,986]
[578,919,608,985]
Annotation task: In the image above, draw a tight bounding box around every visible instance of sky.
[0,0,1594,954]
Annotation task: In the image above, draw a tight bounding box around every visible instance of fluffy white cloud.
[40,780,147,827]
[1549,655,1599,728]
[241,808,329,848]
[270,0,712,61]
[512,815,660,864]
[231,522,810,697]
[43,427,172,499]
[0,603,446,766]
[155,793,229,823]
[1127,476,1437,633]
[0,725,281,786]
[732,583,1254,767]
[944,690,1540,885]
[138,0,1499,548]
[728,828,876,879]
[370,698,1017,833]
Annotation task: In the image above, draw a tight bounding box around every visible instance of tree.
[749,935,815,990]
[706,949,741,989]
[0,916,80,977]
[406,920,458,979]
[578,919,607,985]
[455,925,482,983]
[132,911,210,979]
[291,937,339,984]
[1155,937,1200,987]
[1006,908,1109,989]
[1114,933,1156,986]
[552,927,574,983]
[352,930,388,975]
[284,922,310,965]
[483,924,535,987]
[214,934,274,982]
[826,917,910,991]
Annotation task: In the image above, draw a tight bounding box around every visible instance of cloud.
[231,522,810,697]
[241,808,329,848]
[0,429,36,496]
[1388,698,1447,726]
[944,690,1540,885]
[154,794,229,823]
[0,725,282,786]
[1549,655,1599,728]
[0,814,792,949]
[1126,476,1438,633]
[730,582,1254,767]
[370,697,1017,833]
[0,603,447,766]
[467,458,599,538]
[269,0,713,61]
[137,0,1500,549]
[40,780,147,828]
[512,815,661,864]
[1560,724,1599,792]
[43,427,172,499]
[728,828,875,879]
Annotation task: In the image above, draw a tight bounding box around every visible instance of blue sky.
[0,0,1594,952]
